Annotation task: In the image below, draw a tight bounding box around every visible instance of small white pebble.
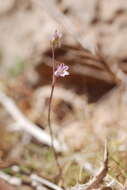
[11,165,20,172]
[9,177,22,186]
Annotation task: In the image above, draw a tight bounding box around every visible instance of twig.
[71,141,108,190]
[31,174,64,190]
[0,90,66,152]
[105,175,124,190]
[0,171,21,186]
[82,151,124,190]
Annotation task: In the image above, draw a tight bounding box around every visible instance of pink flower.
[54,63,69,77]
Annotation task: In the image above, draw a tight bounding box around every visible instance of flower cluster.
[54,63,69,77]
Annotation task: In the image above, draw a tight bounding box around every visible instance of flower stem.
[48,45,62,177]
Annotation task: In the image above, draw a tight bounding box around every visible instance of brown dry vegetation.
[0,0,127,190]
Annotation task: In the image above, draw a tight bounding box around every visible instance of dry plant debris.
[71,142,108,190]
[0,0,127,190]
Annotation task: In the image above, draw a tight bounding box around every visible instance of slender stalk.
[48,45,62,176]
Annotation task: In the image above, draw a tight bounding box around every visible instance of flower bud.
[51,30,63,48]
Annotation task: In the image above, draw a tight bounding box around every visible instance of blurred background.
[0,0,127,189]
